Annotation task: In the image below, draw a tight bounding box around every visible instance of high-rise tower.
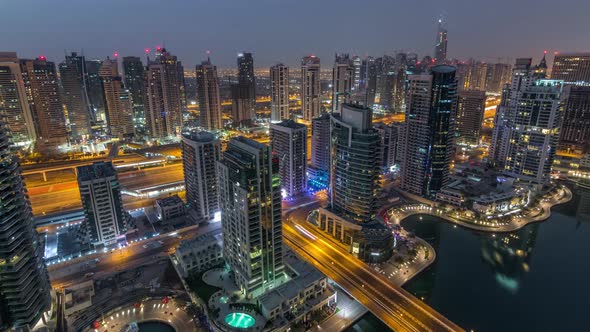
[401,66,458,198]
[217,137,284,299]
[196,59,222,130]
[59,52,92,139]
[456,90,486,146]
[99,58,134,139]
[332,54,354,112]
[551,52,590,84]
[20,57,68,151]
[182,131,221,222]
[145,48,184,139]
[434,18,448,64]
[301,55,321,120]
[270,120,307,197]
[0,52,36,146]
[237,52,256,116]
[270,63,289,122]
[122,56,146,135]
[0,122,51,331]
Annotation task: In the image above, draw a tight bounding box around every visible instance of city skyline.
[3,0,589,68]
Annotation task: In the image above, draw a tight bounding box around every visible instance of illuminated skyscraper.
[301,55,321,120]
[310,113,330,185]
[558,85,590,154]
[332,53,354,112]
[401,66,457,198]
[434,18,448,64]
[270,120,307,197]
[20,57,68,151]
[182,131,221,222]
[145,48,184,139]
[352,55,362,92]
[85,59,106,122]
[270,63,289,122]
[551,52,590,84]
[77,162,127,247]
[231,83,254,127]
[122,56,146,135]
[456,90,486,146]
[59,52,92,138]
[196,58,222,130]
[329,104,381,223]
[374,122,399,172]
[237,52,256,115]
[217,137,284,298]
[0,52,35,146]
[0,121,51,331]
[99,58,134,139]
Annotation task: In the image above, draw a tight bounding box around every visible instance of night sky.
[3,0,589,68]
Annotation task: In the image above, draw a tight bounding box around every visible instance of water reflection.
[480,225,538,293]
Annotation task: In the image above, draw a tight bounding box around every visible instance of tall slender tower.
[99,58,134,139]
[196,59,222,130]
[434,18,448,64]
[456,90,486,146]
[401,66,457,198]
[144,48,184,139]
[0,52,36,146]
[0,122,51,331]
[231,83,255,127]
[301,55,321,120]
[237,52,256,116]
[270,120,307,197]
[182,131,221,222]
[329,104,381,223]
[59,52,92,139]
[332,54,354,113]
[310,113,331,184]
[217,137,284,299]
[20,57,69,151]
[85,59,106,122]
[122,56,146,135]
[270,63,289,122]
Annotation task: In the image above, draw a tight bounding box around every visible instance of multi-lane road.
[283,220,463,332]
[27,163,184,215]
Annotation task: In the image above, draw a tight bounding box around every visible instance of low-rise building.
[257,251,336,323]
[155,195,186,222]
[174,233,223,277]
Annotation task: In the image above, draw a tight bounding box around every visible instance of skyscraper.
[0,52,35,146]
[85,59,106,122]
[217,137,284,299]
[77,162,127,247]
[456,90,486,146]
[558,85,590,154]
[0,122,51,331]
[182,131,221,222]
[145,48,184,139]
[59,52,92,138]
[237,52,256,115]
[503,80,563,184]
[99,58,134,139]
[434,18,448,64]
[20,57,69,151]
[332,54,354,112]
[485,63,512,93]
[491,57,548,165]
[310,113,331,185]
[231,83,255,126]
[401,66,458,198]
[374,122,399,172]
[196,58,222,130]
[363,56,377,107]
[329,104,381,223]
[352,55,362,93]
[551,52,590,84]
[270,63,289,122]
[122,56,146,135]
[270,120,307,197]
[301,55,321,120]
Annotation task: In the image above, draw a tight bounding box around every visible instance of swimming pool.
[224,312,256,329]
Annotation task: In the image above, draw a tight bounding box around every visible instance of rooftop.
[77,162,116,181]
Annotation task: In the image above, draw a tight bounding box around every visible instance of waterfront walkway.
[390,186,572,233]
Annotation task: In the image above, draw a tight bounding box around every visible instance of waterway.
[347,185,590,332]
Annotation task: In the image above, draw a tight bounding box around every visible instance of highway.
[283,221,463,332]
[27,164,184,216]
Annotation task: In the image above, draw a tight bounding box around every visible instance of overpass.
[283,220,464,332]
